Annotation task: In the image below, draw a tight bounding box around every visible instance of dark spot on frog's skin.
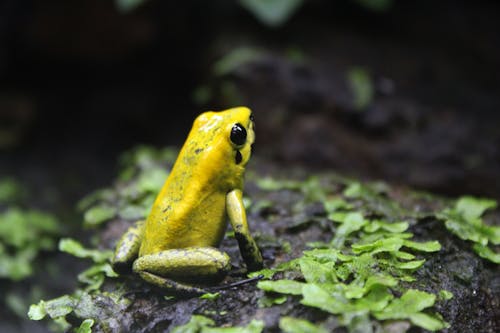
[195,148,203,154]
[235,150,242,164]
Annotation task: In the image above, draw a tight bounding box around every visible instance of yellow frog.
[112,107,263,295]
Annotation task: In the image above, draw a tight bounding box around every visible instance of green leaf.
[279,316,328,333]
[83,205,116,227]
[331,212,368,248]
[256,177,302,191]
[213,47,264,76]
[347,67,374,111]
[403,240,441,252]
[171,315,215,333]
[78,263,118,290]
[373,289,436,320]
[323,197,352,213]
[258,280,305,295]
[199,292,220,300]
[472,243,500,264]
[75,319,94,333]
[28,302,47,320]
[364,274,398,291]
[137,168,168,194]
[438,290,454,301]
[28,295,76,320]
[258,294,287,307]
[0,208,59,248]
[59,238,113,263]
[0,178,23,203]
[455,196,497,221]
[301,284,350,314]
[394,251,415,260]
[352,285,394,312]
[248,268,277,280]
[304,248,341,263]
[352,237,404,254]
[299,258,337,284]
[239,0,304,27]
[395,259,425,270]
[118,204,149,220]
[439,195,500,252]
[77,189,114,212]
[363,221,409,233]
[409,312,449,331]
[343,182,365,198]
[0,246,36,280]
[444,218,489,245]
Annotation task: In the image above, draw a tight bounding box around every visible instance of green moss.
[438,196,500,263]
[255,175,450,331]
[0,208,62,280]
[28,146,499,332]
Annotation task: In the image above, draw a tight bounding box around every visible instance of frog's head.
[192,106,255,170]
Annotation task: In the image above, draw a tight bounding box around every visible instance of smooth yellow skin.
[112,107,263,295]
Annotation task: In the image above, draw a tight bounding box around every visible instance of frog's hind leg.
[132,247,231,295]
[137,271,208,295]
[112,220,145,274]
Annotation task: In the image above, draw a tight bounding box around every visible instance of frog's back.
[139,108,250,255]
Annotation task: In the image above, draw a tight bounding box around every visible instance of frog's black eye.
[230,123,247,146]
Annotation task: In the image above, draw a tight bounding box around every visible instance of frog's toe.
[112,259,133,274]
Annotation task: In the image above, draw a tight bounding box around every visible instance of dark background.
[1,1,500,331]
[1,0,500,210]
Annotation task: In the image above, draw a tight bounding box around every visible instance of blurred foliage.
[239,0,304,27]
[347,67,374,111]
[0,208,62,281]
[213,47,265,77]
[78,146,177,228]
[0,178,24,204]
[0,177,66,326]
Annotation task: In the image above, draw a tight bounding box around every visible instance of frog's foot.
[112,220,145,274]
[132,247,231,295]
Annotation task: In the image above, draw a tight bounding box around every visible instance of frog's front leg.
[112,220,145,274]
[226,189,263,271]
[132,247,231,295]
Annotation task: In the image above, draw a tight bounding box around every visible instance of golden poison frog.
[112,107,263,294]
